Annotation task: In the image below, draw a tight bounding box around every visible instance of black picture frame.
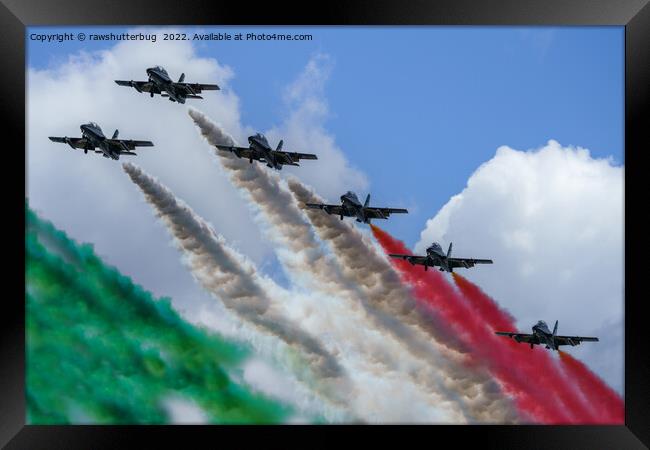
[5,0,649,448]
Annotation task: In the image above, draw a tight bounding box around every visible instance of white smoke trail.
[188,108,469,422]
[122,162,354,418]
[287,177,520,423]
[188,108,516,423]
[186,108,343,292]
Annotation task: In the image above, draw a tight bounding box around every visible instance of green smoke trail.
[26,204,294,424]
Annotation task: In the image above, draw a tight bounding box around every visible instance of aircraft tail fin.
[364,194,371,208]
[178,73,185,83]
[277,139,284,151]
[553,320,558,337]
[447,242,453,258]
[112,129,119,139]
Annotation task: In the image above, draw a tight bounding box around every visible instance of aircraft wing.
[104,139,154,151]
[363,207,409,220]
[174,82,220,95]
[448,257,493,269]
[554,335,599,346]
[495,332,540,344]
[388,254,429,266]
[48,136,94,150]
[304,203,347,216]
[115,80,162,94]
[274,150,318,165]
[214,144,259,160]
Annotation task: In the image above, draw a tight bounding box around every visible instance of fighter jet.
[215,133,318,170]
[496,320,599,351]
[305,191,408,224]
[48,122,154,160]
[389,242,492,272]
[115,66,220,103]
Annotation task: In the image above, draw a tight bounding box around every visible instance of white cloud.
[27,30,365,326]
[263,53,369,200]
[27,32,372,420]
[415,140,624,393]
[27,28,265,323]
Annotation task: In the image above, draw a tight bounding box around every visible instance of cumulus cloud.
[27,27,265,326]
[415,140,623,393]
[27,29,367,331]
[27,31,372,420]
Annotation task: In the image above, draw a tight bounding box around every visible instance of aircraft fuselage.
[340,192,367,223]
[248,134,280,169]
[80,123,119,160]
[146,66,185,103]
[424,243,451,272]
[532,321,557,350]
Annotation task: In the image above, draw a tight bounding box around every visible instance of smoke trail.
[26,206,292,424]
[558,351,624,423]
[122,162,352,412]
[188,108,472,422]
[287,179,464,349]
[451,273,610,423]
[452,273,517,331]
[371,224,602,424]
[286,179,519,423]
[187,108,352,296]
[454,273,620,423]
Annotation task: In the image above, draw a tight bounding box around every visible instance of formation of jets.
[46,64,600,353]
[49,65,220,160]
[496,320,599,351]
[306,191,408,224]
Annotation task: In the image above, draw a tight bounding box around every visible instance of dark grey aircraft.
[496,320,599,351]
[305,191,408,224]
[115,66,220,103]
[389,242,492,272]
[215,133,318,170]
[48,122,154,160]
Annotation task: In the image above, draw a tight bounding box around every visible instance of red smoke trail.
[451,271,605,423]
[370,225,599,424]
[452,273,516,331]
[558,351,624,424]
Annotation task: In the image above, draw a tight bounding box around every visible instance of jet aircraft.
[115,66,220,103]
[48,122,154,160]
[495,320,599,350]
[389,242,492,272]
[215,133,318,170]
[305,191,408,224]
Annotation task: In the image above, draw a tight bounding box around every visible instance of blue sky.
[28,26,623,248]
